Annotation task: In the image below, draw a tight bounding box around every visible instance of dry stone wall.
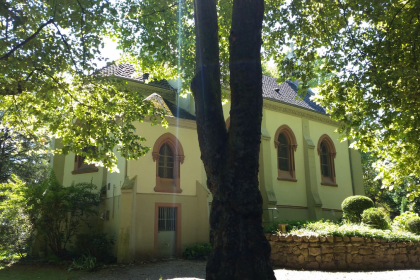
[267,233,420,270]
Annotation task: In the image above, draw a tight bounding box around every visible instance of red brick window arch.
[274,125,297,182]
[317,134,337,187]
[152,133,185,193]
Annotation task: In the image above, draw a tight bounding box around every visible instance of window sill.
[277,177,297,182]
[321,178,338,187]
[72,165,98,175]
[154,187,183,193]
[277,170,297,182]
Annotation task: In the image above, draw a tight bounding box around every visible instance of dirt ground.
[2,259,420,280]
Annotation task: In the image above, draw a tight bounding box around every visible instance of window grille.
[158,207,177,231]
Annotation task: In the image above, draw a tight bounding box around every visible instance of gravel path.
[79,259,420,280]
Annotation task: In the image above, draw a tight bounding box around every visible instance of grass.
[0,263,81,280]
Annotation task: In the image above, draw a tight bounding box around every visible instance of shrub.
[393,212,419,230]
[361,208,390,230]
[182,243,212,260]
[74,233,115,263]
[264,220,326,234]
[68,254,97,271]
[342,195,374,223]
[407,217,420,235]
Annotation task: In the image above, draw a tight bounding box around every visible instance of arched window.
[152,133,185,193]
[274,125,297,181]
[317,134,337,186]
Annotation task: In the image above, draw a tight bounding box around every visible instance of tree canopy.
[270,0,420,193]
[0,0,165,171]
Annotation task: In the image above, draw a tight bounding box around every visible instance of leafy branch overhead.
[265,0,420,191]
[0,0,165,170]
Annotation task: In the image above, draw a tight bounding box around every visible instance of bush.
[342,196,374,223]
[393,212,419,230]
[407,217,420,235]
[74,233,115,263]
[182,243,212,260]
[264,220,325,234]
[68,254,97,272]
[361,208,390,230]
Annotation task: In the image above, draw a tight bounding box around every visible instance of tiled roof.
[262,75,326,114]
[99,64,176,91]
[100,64,325,114]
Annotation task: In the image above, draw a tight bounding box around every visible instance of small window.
[158,207,177,231]
[71,149,98,175]
[158,144,174,179]
[274,125,297,181]
[152,133,185,193]
[317,135,337,187]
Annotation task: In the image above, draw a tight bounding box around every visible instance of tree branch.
[0,18,54,61]
[52,22,80,72]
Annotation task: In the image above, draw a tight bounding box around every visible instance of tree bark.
[191,0,275,279]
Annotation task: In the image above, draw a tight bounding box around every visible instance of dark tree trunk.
[191,1,275,279]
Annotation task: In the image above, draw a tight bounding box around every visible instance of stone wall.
[267,233,420,270]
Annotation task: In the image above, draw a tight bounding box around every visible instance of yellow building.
[51,64,364,262]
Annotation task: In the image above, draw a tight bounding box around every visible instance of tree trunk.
[191,1,275,279]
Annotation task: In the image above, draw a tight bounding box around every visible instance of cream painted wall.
[264,109,308,207]
[130,119,204,196]
[308,120,354,210]
[62,152,105,190]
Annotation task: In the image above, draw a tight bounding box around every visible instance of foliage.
[393,212,420,231]
[182,243,212,260]
[341,196,374,223]
[0,115,50,184]
[291,220,420,242]
[74,233,115,263]
[68,254,97,272]
[401,197,408,214]
[271,0,420,192]
[361,208,390,230]
[0,176,33,260]
[0,0,166,171]
[407,217,420,235]
[264,220,324,234]
[0,173,101,258]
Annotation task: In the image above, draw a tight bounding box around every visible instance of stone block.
[395,254,408,262]
[323,253,334,262]
[350,236,364,243]
[302,236,310,243]
[372,238,386,243]
[333,246,347,253]
[346,254,353,263]
[387,248,396,255]
[308,236,319,243]
[335,253,346,262]
[287,254,297,263]
[309,247,321,256]
[335,236,343,242]
[301,249,308,257]
[343,236,350,242]
[359,247,372,255]
[409,254,418,263]
[271,253,280,261]
[347,246,359,254]
[293,235,303,242]
[370,242,380,247]
[278,235,287,242]
[335,242,346,247]
[292,248,301,255]
[399,247,407,254]
[390,243,397,248]
[321,245,333,254]
[299,243,309,249]
[326,236,334,243]
[320,262,335,270]
[306,262,319,269]
[285,235,293,242]
[297,255,305,264]
[271,234,279,241]
[395,263,405,269]
[309,243,320,247]
[352,254,363,264]
[337,261,347,270]
[279,255,287,263]
[386,254,394,262]
[365,238,372,243]
[320,236,327,242]
[315,255,321,262]
[397,242,407,247]
[305,256,316,262]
